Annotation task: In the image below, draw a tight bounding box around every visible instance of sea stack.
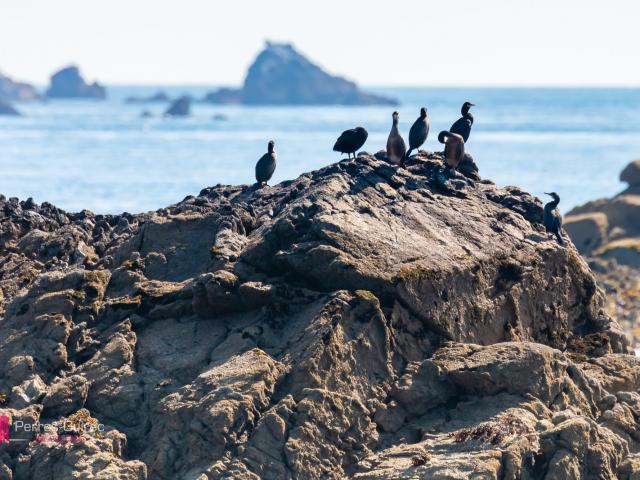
[203,42,398,106]
[46,65,106,99]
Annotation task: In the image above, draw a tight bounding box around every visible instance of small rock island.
[204,42,397,106]
[46,65,106,99]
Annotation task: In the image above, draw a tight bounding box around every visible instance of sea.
[1,86,639,214]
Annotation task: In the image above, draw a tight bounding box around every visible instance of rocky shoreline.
[565,160,640,348]
[0,152,639,479]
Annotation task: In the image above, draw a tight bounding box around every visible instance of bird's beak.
[544,192,551,195]
[470,103,476,106]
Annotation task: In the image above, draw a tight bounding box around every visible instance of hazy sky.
[1,0,638,86]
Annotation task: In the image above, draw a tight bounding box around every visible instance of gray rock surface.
[204,42,397,106]
[0,152,636,479]
[46,65,106,99]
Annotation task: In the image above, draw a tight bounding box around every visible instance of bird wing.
[333,129,354,151]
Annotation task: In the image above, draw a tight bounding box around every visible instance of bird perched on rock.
[333,127,368,159]
[450,102,475,142]
[404,107,429,163]
[438,131,465,170]
[543,192,564,245]
[386,112,406,164]
[255,140,277,186]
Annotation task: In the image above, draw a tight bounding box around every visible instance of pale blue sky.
[1,0,638,86]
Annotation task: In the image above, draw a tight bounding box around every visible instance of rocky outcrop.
[0,72,41,102]
[46,65,106,99]
[164,96,191,117]
[0,152,636,479]
[204,42,397,106]
[0,99,20,116]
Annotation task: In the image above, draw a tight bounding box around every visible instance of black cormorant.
[404,107,429,163]
[437,131,465,170]
[255,140,277,186]
[543,192,564,245]
[450,102,475,142]
[386,111,406,164]
[333,127,368,159]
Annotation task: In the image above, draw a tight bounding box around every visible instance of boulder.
[564,212,608,254]
[0,99,20,116]
[621,160,640,187]
[46,66,106,99]
[204,42,398,106]
[164,96,190,117]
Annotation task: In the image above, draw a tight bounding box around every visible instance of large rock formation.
[0,152,637,479]
[46,66,106,99]
[204,42,397,106]
[0,72,41,102]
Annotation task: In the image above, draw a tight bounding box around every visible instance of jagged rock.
[0,72,41,101]
[164,96,190,117]
[564,212,609,255]
[621,160,640,187]
[204,42,397,106]
[0,99,20,116]
[46,65,106,99]
[0,152,635,479]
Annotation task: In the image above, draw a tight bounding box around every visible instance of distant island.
[203,42,397,106]
[0,72,41,102]
[46,65,106,99]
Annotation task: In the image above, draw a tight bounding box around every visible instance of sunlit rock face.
[0,152,635,479]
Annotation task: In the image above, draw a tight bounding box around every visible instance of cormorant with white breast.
[437,130,465,170]
[386,111,406,164]
[403,107,429,163]
[543,192,564,245]
[450,102,475,142]
[333,127,368,159]
[255,140,277,186]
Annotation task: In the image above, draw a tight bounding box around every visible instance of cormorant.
[386,111,406,164]
[255,140,277,186]
[333,127,368,159]
[404,107,429,163]
[450,102,475,142]
[543,192,564,245]
[437,130,465,170]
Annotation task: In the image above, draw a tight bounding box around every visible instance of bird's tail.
[555,229,564,245]
[402,149,413,164]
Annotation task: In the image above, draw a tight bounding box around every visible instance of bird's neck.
[391,120,399,132]
[547,199,559,209]
[464,111,474,121]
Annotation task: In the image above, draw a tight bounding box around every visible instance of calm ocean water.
[0,86,639,214]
